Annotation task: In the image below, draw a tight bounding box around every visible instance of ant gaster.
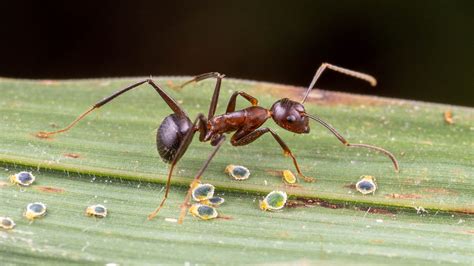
[37,63,399,223]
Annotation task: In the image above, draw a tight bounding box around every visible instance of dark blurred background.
[0,1,472,106]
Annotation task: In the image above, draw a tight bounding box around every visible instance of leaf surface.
[0,78,473,264]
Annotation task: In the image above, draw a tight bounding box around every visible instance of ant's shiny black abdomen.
[156,114,192,163]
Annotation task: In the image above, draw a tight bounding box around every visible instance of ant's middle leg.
[148,113,208,221]
[231,128,315,182]
[171,72,224,90]
[170,72,225,120]
[37,78,187,138]
[177,135,226,224]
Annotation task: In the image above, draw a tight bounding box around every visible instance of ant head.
[270,98,310,134]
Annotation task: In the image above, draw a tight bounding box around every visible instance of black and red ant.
[37,63,399,223]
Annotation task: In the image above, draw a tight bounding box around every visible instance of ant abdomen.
[156,114,192,163]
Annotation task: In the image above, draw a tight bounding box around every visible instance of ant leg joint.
[207,72,222,77]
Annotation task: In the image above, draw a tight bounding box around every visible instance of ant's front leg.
[230,128,315,182]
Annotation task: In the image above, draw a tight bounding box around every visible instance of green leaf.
[0,78,473,264]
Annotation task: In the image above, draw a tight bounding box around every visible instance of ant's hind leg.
[37,78,187,138]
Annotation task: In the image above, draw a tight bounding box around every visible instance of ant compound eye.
[286,115,296,123]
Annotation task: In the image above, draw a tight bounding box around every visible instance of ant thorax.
[208,106,270,136]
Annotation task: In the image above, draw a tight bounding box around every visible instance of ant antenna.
[301,63,377,104]
[303,112,399,172]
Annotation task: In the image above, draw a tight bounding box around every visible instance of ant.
[37,63,399,224]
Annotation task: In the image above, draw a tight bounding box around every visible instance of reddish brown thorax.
[270,98,310,134]
[206,106,271,141]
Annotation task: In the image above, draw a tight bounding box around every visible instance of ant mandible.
[37,63,399,224]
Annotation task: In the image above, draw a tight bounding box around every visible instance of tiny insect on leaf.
[86,204,108,218]
[0,217,16,230]
[24,202,47,220]
[355,175,377,194]
[189,204,218,220]
[260,191,288,211]
[10,171,36,186]
[200,196,225,207]
[191,183,215,201]
[282,170,297,184]
[225,165,251,180]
